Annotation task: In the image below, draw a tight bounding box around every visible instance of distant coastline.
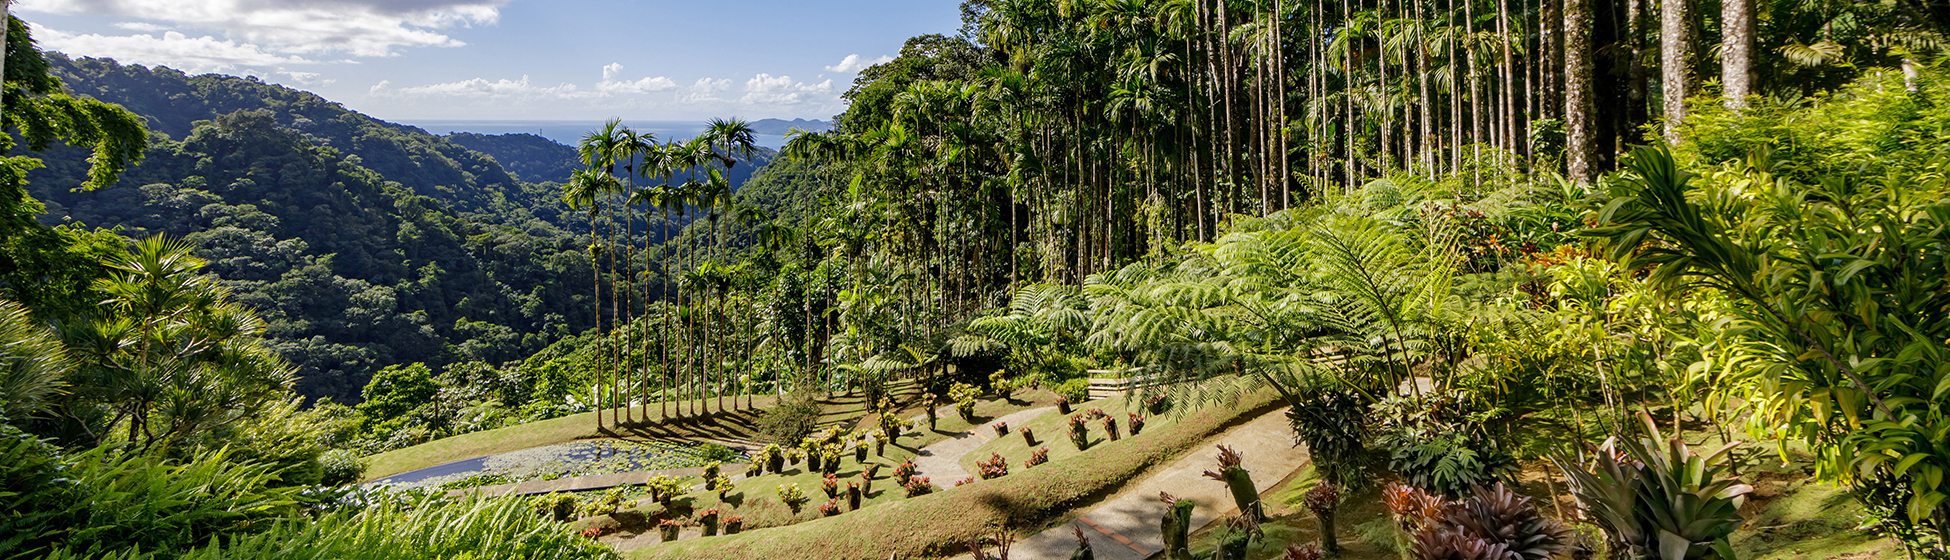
[401,118,830,149]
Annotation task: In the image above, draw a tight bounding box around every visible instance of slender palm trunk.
[1660,0,1692,143]
[1721,0,1755,107]
[1564,0,1596,184]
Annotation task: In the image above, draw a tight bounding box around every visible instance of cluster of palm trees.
[777,0,1941,359]
[563,118,780,429]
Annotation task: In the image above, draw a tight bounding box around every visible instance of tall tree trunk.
[1721,0,1755,107]
[1660,0,1692,144]
[1565,0,1597,184]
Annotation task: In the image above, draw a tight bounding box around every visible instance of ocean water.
[402,119,793,149]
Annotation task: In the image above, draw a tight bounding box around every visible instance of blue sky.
[15,0,965,122]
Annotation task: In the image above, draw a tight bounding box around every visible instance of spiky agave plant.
[1554,413,1752,560]
[1409,483,1569,560]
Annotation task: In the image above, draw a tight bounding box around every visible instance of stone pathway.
[970,407,1308,560]
[909,406,1056,483]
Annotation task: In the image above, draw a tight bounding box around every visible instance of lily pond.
[371,440,746,490]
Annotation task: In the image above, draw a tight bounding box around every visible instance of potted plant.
[777,484,809,515]
[1129,413,1146,436]
[1021,427,1036,446]
[992,422,1010,438]
[1068,415,1091,450]
[1103,415,1120,441]
[1027,447,1050,467]
[699,508,721,537]
[657,518,682,542]
[723,516,744,535]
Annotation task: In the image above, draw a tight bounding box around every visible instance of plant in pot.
[1057,395,1072,415]
[893,460,917,486]
[977,453,1009,479]
[777,483,809,515]
[1129,414,1145,436]
[1028,447,1050,467]
[763,444,784,474]
[847,481,862,510]
[1022,427,1036,446]
[950,382,980,422]
[723,516,744,535]
[699,508,721,537]
[1103,416,1120,441]
[818,499,842,517]
[1145,394,1169,415]
[657,518,683,542]
[1202,445,1263,522]
[822,474,840,499]
[1068,415,1091,450]
[993,422,1010,438]
[904,477,934,497]
[1303,482,1342,552]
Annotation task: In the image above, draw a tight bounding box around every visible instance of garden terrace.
[630,388,1285,560]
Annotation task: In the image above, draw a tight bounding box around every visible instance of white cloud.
[691,78,731,93]
[678,77,733,102]
[602,62,624,81]
[741,73,832,105]
[371,75,587,98]
[596,76,676,95]
[31,24,313,74]
[112,21,169,32]
[276,69,332,85]
[17,0,506,57]
[824,54,892,74]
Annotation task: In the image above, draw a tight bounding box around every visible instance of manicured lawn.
[954,391,1168,475]
[607,388,1066,533]
[630,389,1284,560]
[366,384,926,482]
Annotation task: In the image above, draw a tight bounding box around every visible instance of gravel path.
[908,406,1057,484]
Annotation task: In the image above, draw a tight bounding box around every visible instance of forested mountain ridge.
[38,54,543,217]
[442,132,581,184]
[20,55,726,405]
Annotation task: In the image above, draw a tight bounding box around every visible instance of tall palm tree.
[564,168,617,428]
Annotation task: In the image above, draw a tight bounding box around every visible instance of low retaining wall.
[448,463,751,498]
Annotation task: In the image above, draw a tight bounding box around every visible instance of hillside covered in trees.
[5,0,1950,556]
[17,55,782,404]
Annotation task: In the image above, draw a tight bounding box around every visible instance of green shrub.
[696,443,740,463]
[1285,388,1372,491]
[532,493,578,522]
[317,448,367,486]
[1053,378,1088,403]
[949,382,980,422]
[757,393,820,444]
[4,442,302,559]
[1372,395,1515,498]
